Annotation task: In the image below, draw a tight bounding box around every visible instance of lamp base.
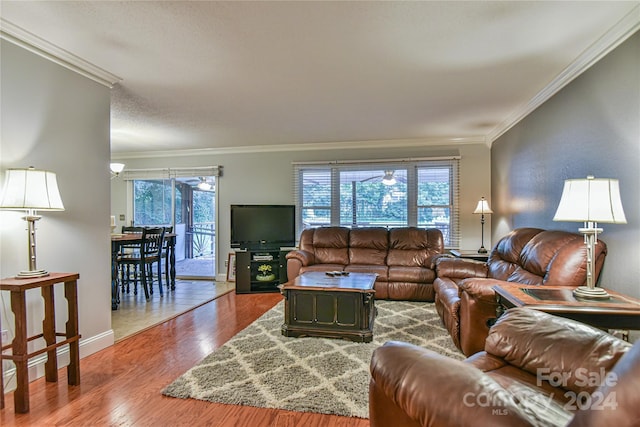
[16,269,49,279]
[573,286,610,300]
[477,247,488,254]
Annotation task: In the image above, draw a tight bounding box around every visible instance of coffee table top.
[281,272,377,292]
[493,283,640,313]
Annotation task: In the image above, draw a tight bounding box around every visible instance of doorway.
[131,175,216,279]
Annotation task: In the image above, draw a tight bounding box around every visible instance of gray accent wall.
[491,31,639,299]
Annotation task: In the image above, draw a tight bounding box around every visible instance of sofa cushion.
[387,282,435,301]
[388,266,435,283]
[568,341,640,427]
[387,227,442,267]
[305,227,350,265]
[485,308,630,395]
[348,227,388,265]
[345,264,388,280]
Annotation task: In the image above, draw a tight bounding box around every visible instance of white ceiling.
[1,1,638,156]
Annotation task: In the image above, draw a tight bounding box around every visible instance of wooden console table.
[0,272,81,413]
[493,283,640,332]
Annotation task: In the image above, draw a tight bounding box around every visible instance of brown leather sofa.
[369,308,638,427]
[433,227,607,356]
[285,226,444,301]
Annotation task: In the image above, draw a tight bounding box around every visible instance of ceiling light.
[197,178,212,190]
[110,162,125,179]
[382,170,396,186]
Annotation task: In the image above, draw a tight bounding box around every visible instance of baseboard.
[2,329,114,393]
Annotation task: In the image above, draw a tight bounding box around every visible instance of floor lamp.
[0,167,65,278]
[473,197,493,253]
[553,176,626,299]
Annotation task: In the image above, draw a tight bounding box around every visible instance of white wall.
[1,40,113,389]
[111,143,491,279]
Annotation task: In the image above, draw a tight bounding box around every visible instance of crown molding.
[110,136,487,160]
[487,4,640,146]
[0,18,122,88]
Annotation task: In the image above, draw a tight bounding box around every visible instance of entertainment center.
[230,204,296,293]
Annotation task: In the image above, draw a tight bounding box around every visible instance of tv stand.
[235,248,292,293]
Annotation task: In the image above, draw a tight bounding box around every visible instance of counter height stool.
[0,273,81,413]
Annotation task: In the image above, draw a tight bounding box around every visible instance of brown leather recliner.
[369,308,638,427]
[433,227,607,356]
[286,226,445,301]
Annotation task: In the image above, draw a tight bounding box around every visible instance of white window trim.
[293,157,460,247]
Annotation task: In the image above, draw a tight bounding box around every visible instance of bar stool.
[0,272,81,413]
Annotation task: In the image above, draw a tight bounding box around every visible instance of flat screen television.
[230,204,296,250]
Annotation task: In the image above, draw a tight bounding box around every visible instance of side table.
[0,272,81,413]
[493,283,640,334]
[449,249,489,262]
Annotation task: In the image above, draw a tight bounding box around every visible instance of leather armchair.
[369,308,637,427]
[434,227,607,355]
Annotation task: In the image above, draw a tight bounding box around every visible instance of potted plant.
[256,264,276,281]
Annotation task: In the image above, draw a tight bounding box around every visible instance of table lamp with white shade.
[553,175,626,299]
[0,167,65,278]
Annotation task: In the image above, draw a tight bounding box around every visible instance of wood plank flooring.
[1,291,370,426]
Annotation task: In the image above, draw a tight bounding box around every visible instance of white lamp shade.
[553,177,626,224]
[473,198,493,214]
[0,168,65,211]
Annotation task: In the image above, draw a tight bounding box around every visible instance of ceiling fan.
[358,170,405,186]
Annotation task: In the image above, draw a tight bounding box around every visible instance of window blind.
[293,157,460,248]
[121,166,222,181]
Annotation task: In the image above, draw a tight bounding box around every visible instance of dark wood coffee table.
[279,272,377,342]
[493,283,640,332]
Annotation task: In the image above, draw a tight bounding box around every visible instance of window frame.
[293,157,460,248]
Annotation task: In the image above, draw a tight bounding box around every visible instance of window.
[294,158,459,247]
[132,179,182,225]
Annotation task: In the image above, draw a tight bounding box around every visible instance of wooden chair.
[161,225,173,289]
[118,226,144,295]
[118,227,166,300]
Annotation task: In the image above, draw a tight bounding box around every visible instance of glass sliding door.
[132,176,216,279]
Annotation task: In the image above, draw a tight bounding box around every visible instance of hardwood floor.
[1,291,370,426]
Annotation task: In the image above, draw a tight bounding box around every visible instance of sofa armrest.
[459,278,505,303]
[369,341,530,426]
[425,253,452,269]
[435,257,488,280]
[458,278,506,356]
[285,249,315,266]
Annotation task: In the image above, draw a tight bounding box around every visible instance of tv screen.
[230,205,296,249]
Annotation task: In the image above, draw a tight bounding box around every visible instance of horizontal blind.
[122,166,221,181]
[293,158,460,248]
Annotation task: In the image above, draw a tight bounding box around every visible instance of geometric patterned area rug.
[162,299,464,419]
